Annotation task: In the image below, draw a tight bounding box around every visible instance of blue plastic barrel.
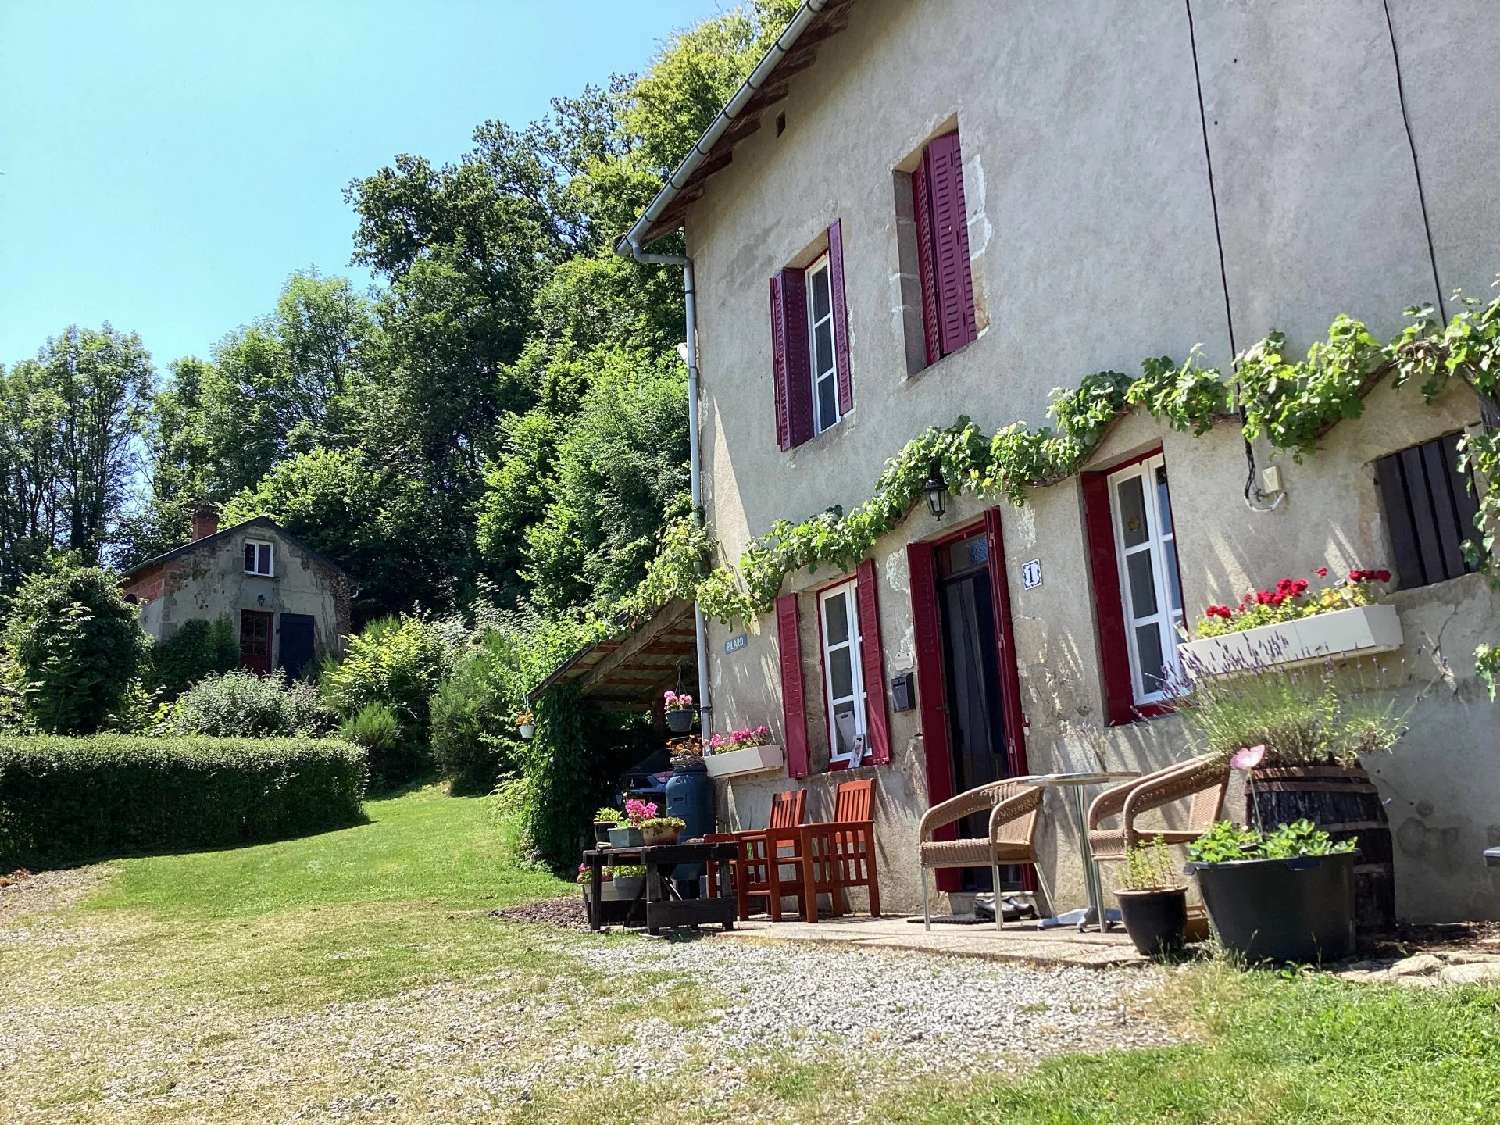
[665,757,715,892]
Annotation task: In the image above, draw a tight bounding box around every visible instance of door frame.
[907,508,1030,892]
[239,609,274,675]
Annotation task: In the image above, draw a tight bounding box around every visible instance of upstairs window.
[769,220,852,449]
[1375,432,1484,589]
[910,129,978,367]
[1083,451,1185,723]
[245,540,274,577]
[805,254,840,434]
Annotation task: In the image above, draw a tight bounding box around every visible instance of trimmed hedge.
[0,735,368,869]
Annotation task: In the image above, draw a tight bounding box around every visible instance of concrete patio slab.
[715,915,1148,968]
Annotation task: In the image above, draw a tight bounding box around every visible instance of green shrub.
[147,617,239,699]
[339,702,420,789]
[2,564,150,734]
[321,615,453,786]
[162,670,334,738]
[0,734,367,868]
[431,638,518,795]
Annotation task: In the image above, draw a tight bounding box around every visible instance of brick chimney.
[191,504,220,542]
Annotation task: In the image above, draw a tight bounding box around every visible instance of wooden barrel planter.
[1247,764,1394,937]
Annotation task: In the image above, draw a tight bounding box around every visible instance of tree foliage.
[2,562,150,734]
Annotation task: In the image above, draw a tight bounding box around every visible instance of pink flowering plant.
[706,724,772,755]
[623,798,658,826]
[1196,565,1391,639]
[663,690,694,713]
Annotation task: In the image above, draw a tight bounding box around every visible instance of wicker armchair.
[1086,755,1228,866]
[917,778,1045,931]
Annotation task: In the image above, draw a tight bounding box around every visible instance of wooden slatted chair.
[705,789,809,921]
[916,778,1046,931]
[767,778,880,923]
[1086,754,1229,866]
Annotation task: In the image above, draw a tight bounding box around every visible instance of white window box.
[1181,604,1403,676]
[704,744,785,780]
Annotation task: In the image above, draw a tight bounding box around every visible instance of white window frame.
[245,539,275,578]
[1108,454,1184,706]
[818,580,867,768]
[804,253,841,435]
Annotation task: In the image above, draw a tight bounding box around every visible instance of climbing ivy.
[599,291,1500,679]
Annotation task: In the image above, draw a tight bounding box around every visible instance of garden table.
[1034,771,1139,933]
[583,841,738,934]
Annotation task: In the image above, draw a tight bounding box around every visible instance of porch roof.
[528,598,697,711]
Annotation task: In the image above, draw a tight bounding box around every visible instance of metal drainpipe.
[625,243,712,729]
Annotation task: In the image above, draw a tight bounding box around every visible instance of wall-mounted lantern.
[923,461,948,520]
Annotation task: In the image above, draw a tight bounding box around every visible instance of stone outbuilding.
[121,509,351,679]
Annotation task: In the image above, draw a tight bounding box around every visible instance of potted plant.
[607,798,656,848]
[1165,657,1408,936]
[1114,835,1189,958]
[576,863,646,904]
[1186,819,1358,964]
[1182,566,1401,674]
[640,816,685,846]
[704,724,784,779]
[593,806,623,845]
[604,864,646,903]
[663,690,696,733]
[516,710,535,740]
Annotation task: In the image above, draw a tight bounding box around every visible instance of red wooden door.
[239,610,273,674]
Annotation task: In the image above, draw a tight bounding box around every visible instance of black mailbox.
[889,670,915,713]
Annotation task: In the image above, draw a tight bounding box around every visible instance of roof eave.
[616,0,854,254]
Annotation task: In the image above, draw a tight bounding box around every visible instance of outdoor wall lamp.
[923,461,948,520]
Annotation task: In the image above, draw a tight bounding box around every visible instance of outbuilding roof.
[617,0,857,249]
[120,516,345,583]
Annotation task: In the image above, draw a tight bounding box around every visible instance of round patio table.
[1033,771,1139,933]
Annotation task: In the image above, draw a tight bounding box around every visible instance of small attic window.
[245,540,274,577]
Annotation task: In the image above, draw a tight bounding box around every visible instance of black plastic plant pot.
[666,709,695,733]
[1115,888,1189,958]
[593,822,613,845]
[1189,851,1357,964]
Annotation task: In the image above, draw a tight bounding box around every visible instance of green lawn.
[4,784,1498,1123]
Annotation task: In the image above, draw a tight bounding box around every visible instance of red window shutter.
[776,593,811,778]
[911,158,942,368]
[781,268,814,447]
[925,130,978,356]
[828,219,854,413]
[768,275,791,450]
[855,559,890,765]
[1081,472,1135,725]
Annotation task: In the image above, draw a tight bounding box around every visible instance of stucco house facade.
[122,510,351,679]
[623,0,1500,922]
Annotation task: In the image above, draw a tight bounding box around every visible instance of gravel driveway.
[571,932,1173,1075]
[1,872,1177,1122]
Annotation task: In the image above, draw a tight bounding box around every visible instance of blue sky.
[0,1,723,371]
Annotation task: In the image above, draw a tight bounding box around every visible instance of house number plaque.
[1021,559,1043,590]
